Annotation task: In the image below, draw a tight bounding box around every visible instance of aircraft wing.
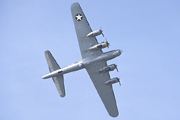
[71,3,118,117]
[71,2,103,59]
[86,61,119,117]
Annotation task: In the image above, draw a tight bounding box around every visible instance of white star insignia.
[75,14,83,21]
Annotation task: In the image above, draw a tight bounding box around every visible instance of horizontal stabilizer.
[44,50,65,97]
[52,75,65,97]
[45,50,60,72]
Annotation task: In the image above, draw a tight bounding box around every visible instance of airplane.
[42,2,122,117]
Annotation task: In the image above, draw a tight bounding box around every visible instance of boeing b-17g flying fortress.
[42,2,122,117]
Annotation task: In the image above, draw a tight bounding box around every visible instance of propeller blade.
[118,78,121,86]
[115,65,119,72]
[119,81,121,86]
[99,26,104,37]
[102,32,104,37]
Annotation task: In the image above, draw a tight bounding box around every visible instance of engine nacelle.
[105,77,120,85]
[89,41,109,50]
[99,64,118,72]
[87,29,103,37]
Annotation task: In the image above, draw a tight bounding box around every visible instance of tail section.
[45,50,60,72]
[44,50,65,97]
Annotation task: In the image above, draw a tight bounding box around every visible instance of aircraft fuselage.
[42,49,121,79]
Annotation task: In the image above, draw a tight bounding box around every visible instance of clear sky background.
[0,0,180,120]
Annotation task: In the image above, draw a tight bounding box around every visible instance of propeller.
[101,31,104,37]
[99,27,104,37]
[117,78,121,86]
[115,64,119,72]
[105,38,110,48]
[105,41,109,48]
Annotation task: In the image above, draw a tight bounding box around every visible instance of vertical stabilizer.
[44,50,65,97]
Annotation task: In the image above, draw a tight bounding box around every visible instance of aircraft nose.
[115,49,122,56]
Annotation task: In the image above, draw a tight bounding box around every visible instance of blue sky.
[0,0,180,119]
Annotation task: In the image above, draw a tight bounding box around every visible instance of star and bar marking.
[75,13,83,21]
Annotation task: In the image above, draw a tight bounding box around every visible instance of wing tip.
[71,2,81,10]
[71,2,80,7]
[45,50,50,54]
[109,111,119,117]
[60,94,66,97]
